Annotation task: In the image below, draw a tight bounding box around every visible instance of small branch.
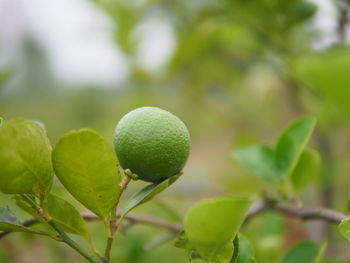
[48,221,100,263]
[245,199,348,224]
[1,200,346,242]
[123,213,182,232]
[245,201,266,222]
[0,218,38,238]
[119,176,131,191]
[104,175,131,262]
[83,212,182,232]
[0,212,182,240]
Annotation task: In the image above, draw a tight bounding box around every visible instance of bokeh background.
[1,0,350,262]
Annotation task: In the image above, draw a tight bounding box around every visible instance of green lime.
[113,107,190,182]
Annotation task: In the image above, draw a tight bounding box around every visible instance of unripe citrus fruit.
[113,107,190,182]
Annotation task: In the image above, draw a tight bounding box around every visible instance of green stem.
[19,194,102,262]
[49,221,100,263]
[21,194,39,209]
[104,175,131,261]
[104,235,114,261]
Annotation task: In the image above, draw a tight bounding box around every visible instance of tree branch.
[82,212,182,232]
[0,200,347,240]
[0,212,182,239]
[245,199,348,224]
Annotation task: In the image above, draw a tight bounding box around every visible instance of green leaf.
[121,173,182,219]
[47,194,90,239]
[275,117,316,178]
[52,129,121,221]
[230,235,240,263]
[235,235,256,263]
[281,241,324,263]
[233,145,278,184]
[183,197,252,262]
[0,119,53,200]
[233,117,316,191]
[174,230,189,248]
[176,231,238,263]
[0,117,3,127]
[338,218,350,243]
[291,148,320,193]
[214,239,235,263]
[174,230,193,261]
[0,206,48,236]
[0,206,25,232]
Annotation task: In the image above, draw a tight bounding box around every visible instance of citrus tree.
[1,108,350,263]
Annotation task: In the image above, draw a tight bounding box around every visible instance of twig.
[0,218,38,238]
[1,200,347,242]
[244,201,266,222]
[104,175,131,261]
[245,199,348,224]
[83,212,182,232]
[48,221,100,263]
[0,212,182,240]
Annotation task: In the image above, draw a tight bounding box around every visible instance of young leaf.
[52,129,121,221]
[0,119,53,200]
[174,230,189,249]
[230,235,240,263]
[275,117,316,179]
[234,235,256,263]
[14,195,46,224]
[174,230,193,261]
[47,194,90,239]
[183,197,252,262]
[121,173,181,220]
[233,145,278,184]
[281,241,324,263]
[214,240,235,263]
[291,148,320,193]
[0,206,49,236]
[339,218,350,243]
[234,117,317,190]
[0,206,28,232]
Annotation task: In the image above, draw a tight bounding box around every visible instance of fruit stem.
[104,175,131,261]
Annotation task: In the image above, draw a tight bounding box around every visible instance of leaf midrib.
[74,134,108,219]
